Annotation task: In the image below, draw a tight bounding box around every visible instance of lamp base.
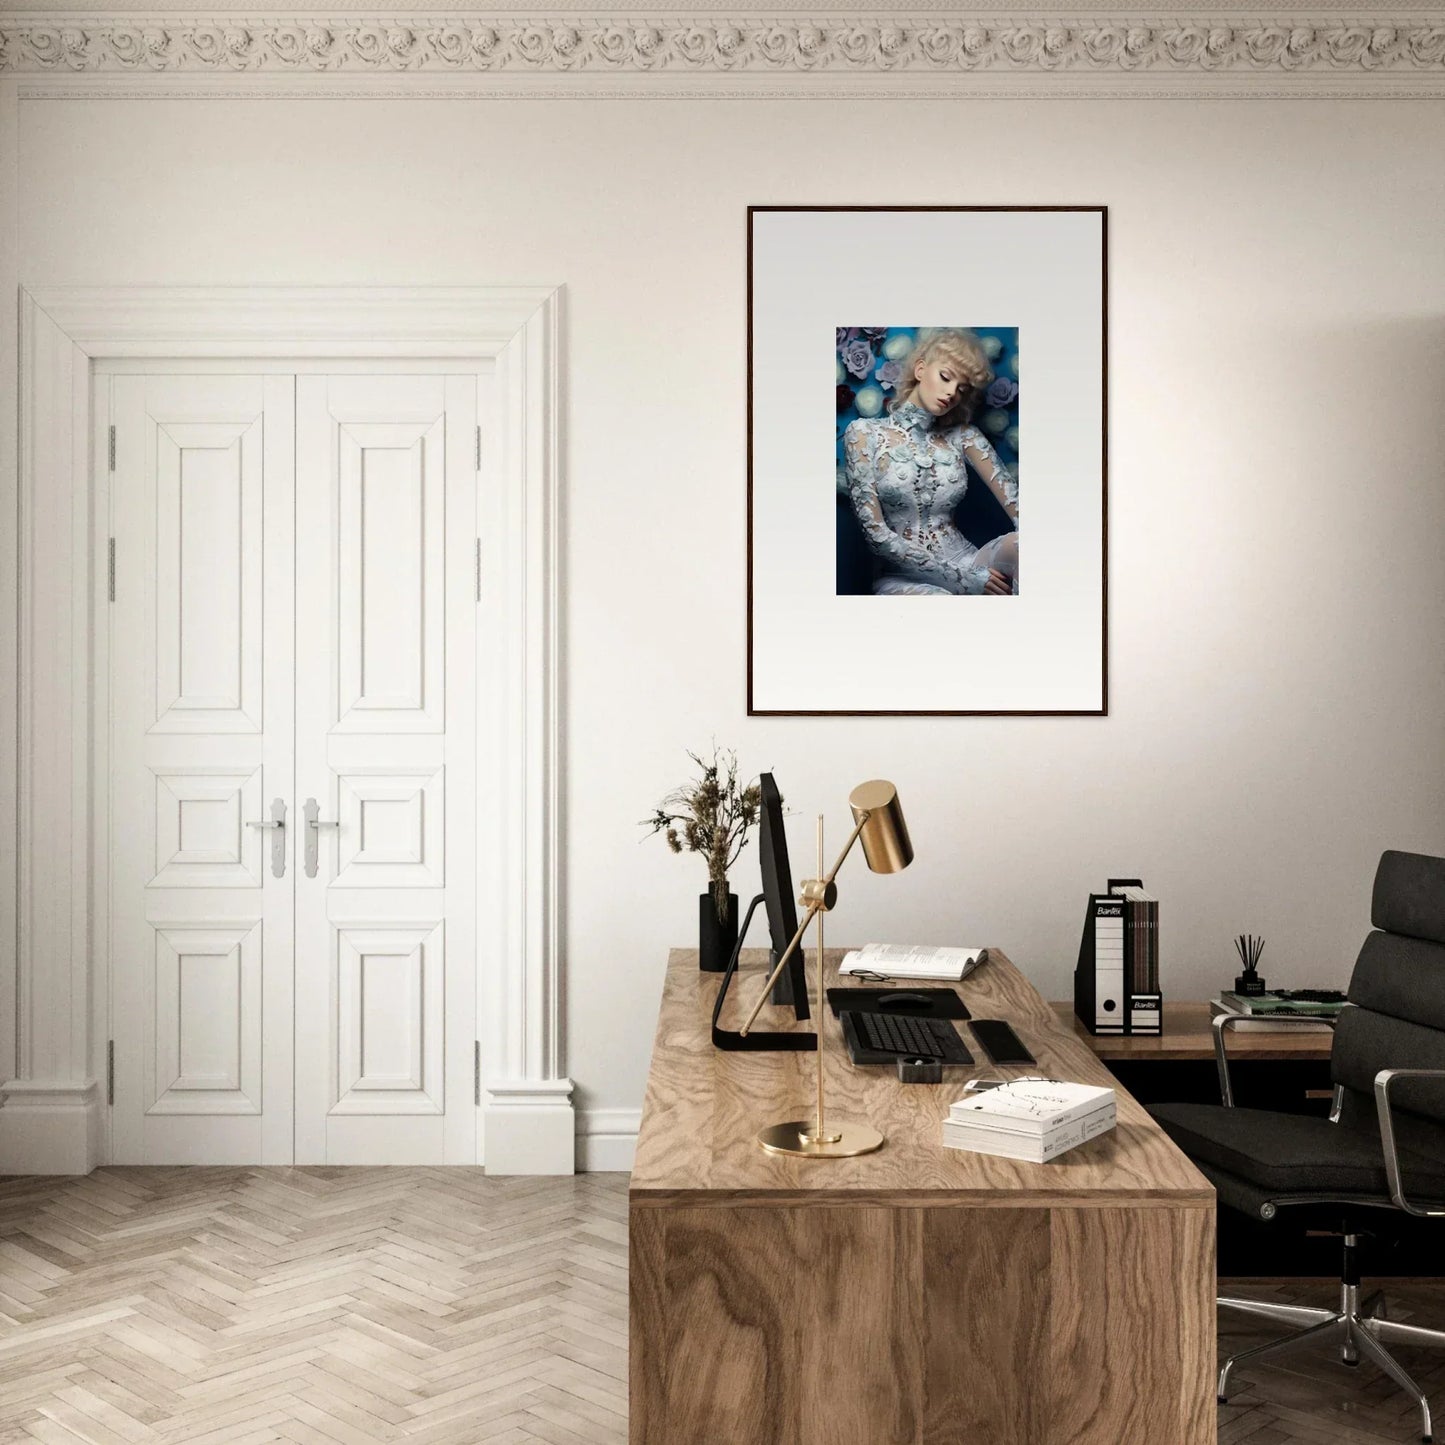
[756,1119,884,1158]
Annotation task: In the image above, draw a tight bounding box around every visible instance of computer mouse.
[877,991,933,1010]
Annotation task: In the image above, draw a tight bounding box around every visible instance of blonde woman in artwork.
[843,328,1019,596]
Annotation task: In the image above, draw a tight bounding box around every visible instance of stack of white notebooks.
[942,1079,1117,1163]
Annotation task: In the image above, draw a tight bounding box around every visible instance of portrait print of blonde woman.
[836,327,1020,597]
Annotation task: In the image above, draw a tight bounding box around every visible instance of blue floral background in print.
[836,326,1019,597]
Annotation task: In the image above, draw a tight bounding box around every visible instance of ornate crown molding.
[3,14,1445,87]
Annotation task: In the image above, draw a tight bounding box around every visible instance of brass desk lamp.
[739,779,913,1158]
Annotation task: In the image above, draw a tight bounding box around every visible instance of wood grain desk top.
[1051,1000,1334,1062]
[630,948,1213,1208]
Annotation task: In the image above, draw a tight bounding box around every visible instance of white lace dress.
[843,399,1019,596]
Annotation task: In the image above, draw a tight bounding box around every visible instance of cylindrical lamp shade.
[848,780,913,874]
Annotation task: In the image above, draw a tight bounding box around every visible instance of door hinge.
[107,425,116,472]
[475,424,482,472]
[474,1041,481,1106]
[108,538,116,602]
[106,1041,115,1106]
[475,539,482,603]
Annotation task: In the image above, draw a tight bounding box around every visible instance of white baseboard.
[0,1080,102,1175]
[577,1108,639,1173]
[0,1079,640,1177]
[483,1079,576,1175]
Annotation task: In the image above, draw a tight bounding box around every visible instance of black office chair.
[1150,849,1445,1443]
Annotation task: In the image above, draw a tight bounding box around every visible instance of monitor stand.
[711,894,816,1052]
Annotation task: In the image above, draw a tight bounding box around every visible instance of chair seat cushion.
[1149,1102,1445,1199]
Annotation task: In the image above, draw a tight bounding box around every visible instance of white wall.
[12,94,1445,1159]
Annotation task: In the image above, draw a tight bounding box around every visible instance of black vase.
[699,889,739,973]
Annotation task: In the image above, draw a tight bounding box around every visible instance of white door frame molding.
[1,286,572,1175]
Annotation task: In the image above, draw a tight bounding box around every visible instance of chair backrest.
[1332,850,1445,1136]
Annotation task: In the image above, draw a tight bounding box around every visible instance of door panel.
[151,922,262,1114]
[294,375,477,1164]
[334,768,445,889]
[153,421,263,730]
[336,420,445,730]
[151,768,265,889]
[110,375,295,1164]
[334,921,444,1113]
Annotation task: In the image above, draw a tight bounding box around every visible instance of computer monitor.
[759,773,810,1019]
[710,771,815,1052]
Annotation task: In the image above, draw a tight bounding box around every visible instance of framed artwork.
[747,205,1107,716]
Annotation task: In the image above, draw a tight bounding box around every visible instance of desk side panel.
[628,1206,667,1443]
[631,1204,923,1444]
[1048,1205,1216,1445]
[630,1199,1213,1445]
[921,1208,1051,1445]
[798,1206,925,1441]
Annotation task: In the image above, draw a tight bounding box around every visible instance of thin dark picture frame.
[745,203,1108,717]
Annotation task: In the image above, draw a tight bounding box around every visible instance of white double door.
[109,370,479,1165]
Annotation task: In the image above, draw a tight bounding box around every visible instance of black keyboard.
[842,1011,974,1065]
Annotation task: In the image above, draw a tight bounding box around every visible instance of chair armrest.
[1212,1010,1338,1108]
[1374,1068,1445,1218]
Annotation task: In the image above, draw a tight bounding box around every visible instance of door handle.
[246,797,288,879]
[304,797,340,879]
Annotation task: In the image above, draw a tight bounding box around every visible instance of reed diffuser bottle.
[1234,934,1266,996]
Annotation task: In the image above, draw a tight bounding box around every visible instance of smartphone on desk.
[970,1019,1036,1066]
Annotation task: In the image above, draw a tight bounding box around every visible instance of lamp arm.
[738,811,871,1037]
[820,813,871,890]
[737,901,820,1038]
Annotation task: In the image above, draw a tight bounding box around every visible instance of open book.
[839,943,987,982]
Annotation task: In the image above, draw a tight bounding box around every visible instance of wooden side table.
[1052,1000,1333,1060]
[1050,999,1336,1121]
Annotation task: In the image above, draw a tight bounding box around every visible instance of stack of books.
[1209,989,1345,1033]
[941,1079,1116,1163]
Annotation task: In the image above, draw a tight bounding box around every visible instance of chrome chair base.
[1219,1281,1445,1443]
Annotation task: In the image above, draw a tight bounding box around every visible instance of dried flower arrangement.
[643,746,763,923]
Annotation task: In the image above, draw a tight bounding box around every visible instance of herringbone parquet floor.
[0,1169,628,1445]
[1,1168,1443,1443]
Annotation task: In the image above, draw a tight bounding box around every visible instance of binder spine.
[1092,897,1126,1033]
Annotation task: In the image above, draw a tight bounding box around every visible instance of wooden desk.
[630,949,1216,1445]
